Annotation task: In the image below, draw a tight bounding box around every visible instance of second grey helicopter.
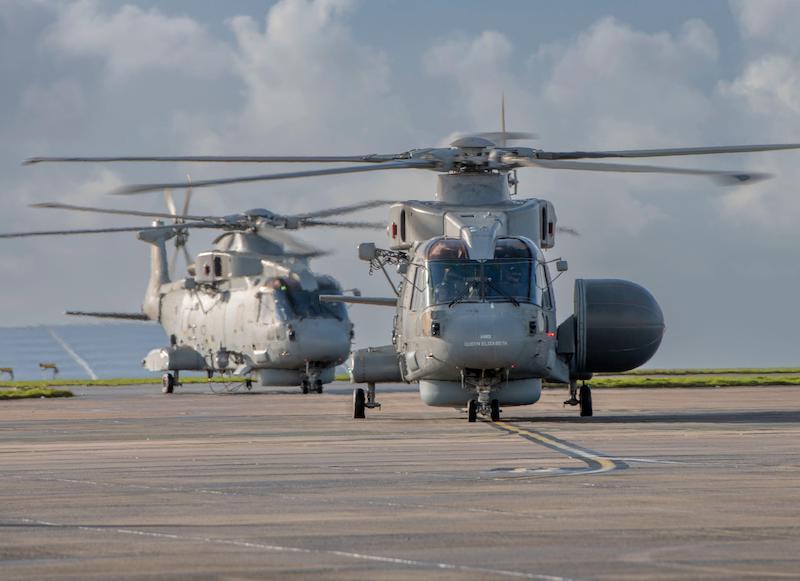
[0,196,386,394]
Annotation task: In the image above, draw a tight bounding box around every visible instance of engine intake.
[558,279,665,374]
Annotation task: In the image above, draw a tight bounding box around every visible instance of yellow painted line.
[494,420,622,474]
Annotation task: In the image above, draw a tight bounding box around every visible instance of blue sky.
[2,0,800,368]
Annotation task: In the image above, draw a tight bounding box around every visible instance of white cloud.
[43,0,232,80]
[539,17,718,147]
[731,0,800,52]
[18,78,87,138]
[217,0,403,151]
[721,54,800,115]
[424,30,517,130]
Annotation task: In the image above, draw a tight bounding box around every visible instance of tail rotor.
[164,175,194,277]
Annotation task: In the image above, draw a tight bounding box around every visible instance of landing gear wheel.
[353,388,366,419]
[301,379,310,394]
[467,399,477,423]
[490,399,501,422]
[161,373,175,394]
[245,379,253,390]
[579,383,593,417]
[314,380,324,394]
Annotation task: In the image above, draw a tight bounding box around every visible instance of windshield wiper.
[484,279,520,307]
[448,282,480,308]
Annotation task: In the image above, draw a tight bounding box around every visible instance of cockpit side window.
[494,238,532,259]
[427,239,469,260]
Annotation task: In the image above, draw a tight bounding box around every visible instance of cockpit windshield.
[425,237,540,306]
[268,278,345,320]
[428,259,538,306]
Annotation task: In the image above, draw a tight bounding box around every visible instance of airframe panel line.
[489,421,628,476]
[12,519,576,581]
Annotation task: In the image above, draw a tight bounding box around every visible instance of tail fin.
[138,221,175,321]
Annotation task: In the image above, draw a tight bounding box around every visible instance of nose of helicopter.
[289,319,351,363]
[435,304,530,369]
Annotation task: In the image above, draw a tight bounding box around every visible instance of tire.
[467,399,477,423]
[353,388,366,419]
[301,380,310,394]
[161,373,174,394]
[579,384,593,417]
[314,380,324,394]
[490,399,500,421]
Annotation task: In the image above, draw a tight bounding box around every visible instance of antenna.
[502,93,519,196]
[501,93,506,145]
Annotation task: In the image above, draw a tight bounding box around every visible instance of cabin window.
[541,207,548,242]
[400,210,407,242]
[213,256,223,277]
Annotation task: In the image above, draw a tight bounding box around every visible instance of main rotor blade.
[0,225,173,239]
[0,223,221,239]
[300,219,385,229]
[109,160,436,195]
[31,202,215,223]
[557,226,580,236]
[257,224,324,257]
[514,157,771,185]
[539,143,800,160]
[24,154,403,165]
[296,199,396,219]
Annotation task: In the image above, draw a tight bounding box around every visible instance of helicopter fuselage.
[340,172,665,420]
[142,232,353,390]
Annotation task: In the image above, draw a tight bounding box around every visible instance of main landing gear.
[301,379,324,394]
[466,399,501,422]
[162,371,179,394]
[564,380,593,417]
[353,382,381,419]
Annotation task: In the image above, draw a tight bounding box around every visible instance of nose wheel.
[466,398,501,422]
[467,400,477,422]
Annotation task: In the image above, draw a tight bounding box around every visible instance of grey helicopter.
[24,130,800,419]
[0,192,388,394]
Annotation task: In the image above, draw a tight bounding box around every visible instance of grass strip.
[0,376,243,389]
[601,367,800,376]
[562,376,800,388]
[0,387,73,399]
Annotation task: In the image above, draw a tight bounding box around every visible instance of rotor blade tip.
[716,172,772,186]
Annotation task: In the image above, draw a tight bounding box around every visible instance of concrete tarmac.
[1,384,799,580]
